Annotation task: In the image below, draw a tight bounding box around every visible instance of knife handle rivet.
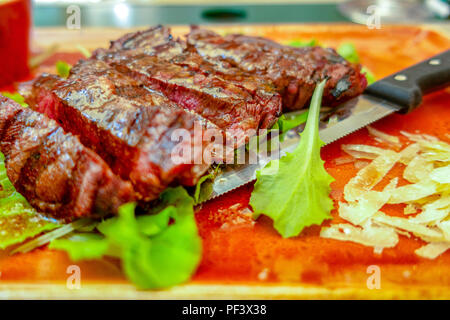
[429,59,441,66]
[394,74,407,81]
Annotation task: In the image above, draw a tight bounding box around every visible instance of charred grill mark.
[22,60,213,202]
[94,31,282,143]
[185,27,366,111]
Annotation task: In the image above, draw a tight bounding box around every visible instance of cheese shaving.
[320,222,399,248]
[403,156,433,183]
[398,143,421,165]
[373,212,445,242]
[322,129,450,259]
[344,150,400,202]
[437,221,450,241]
[430,165,450,184]
[341,144,386,160]
[339,178,397,226]
[404,203,417,215]
[367,126,401,147]
[415,242,450,259]
[387,179,438,204]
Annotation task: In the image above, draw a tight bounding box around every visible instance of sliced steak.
[0,95,134,220]
[21,59,212,201]
[108,25,173,52]
[186,27,367,110]
[93,27,282,145]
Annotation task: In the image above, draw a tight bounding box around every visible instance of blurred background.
[0,0,448,87]
[32,0,450,27]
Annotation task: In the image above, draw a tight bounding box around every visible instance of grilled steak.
[0,96,134,220]
[93,26,282,145]
[14,26,367,217]
[186,26,367,110]
[21,59,213,201]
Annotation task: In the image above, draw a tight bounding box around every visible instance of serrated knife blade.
[200,48,450,203]
[200,94,400,202]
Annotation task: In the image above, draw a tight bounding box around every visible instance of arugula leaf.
[193,166,221,204]
[270,110,309,143]
[337,42,376,85]
[337,42,360,64]
[361,66,376,85]
[50,187,202,289]
[0,153,59,249]
[1,92,28,107]
[250,80,334,238]
[75,44,91,58]
[288,39,318,47]
[136,207,173,236]
[56,60,71,78]
[49,233,108,261]
[273,110,309,132]
[194,174,214,205]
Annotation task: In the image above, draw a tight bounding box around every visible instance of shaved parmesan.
[438,221,450,241]
[430,165,450,184]
[344,150,400,202]
[339,178,397,226]
[403,156,433,183]
[342,144,387,160]
[320,222,399,248]
[398,143,421,165]
[367,126,401,147]
[334,156,354,166]
[404,203,418,215]
[354,160,369,169]
[322,129,450,259]
[387,180,437,204]
[415,242,450,259]
[373,212,445,242]
[424,195,450,210]
[409,207,448,224]
[400,131,438,143]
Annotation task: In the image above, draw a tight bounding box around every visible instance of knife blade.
[199,49,450,203]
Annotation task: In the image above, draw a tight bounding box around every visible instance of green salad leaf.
[49,232,108,261]
[75,44,91,58]
[288,39,318,47]
[337,42,376,85]
[250,80,334,238]
[193,166,221,204]
[337,42,359,63]
[56,60,71,78]
[361,66,376,85]
[272,110,309,132]
[50,187,202,289]
[1,92,28,107]
[0,153,59,249]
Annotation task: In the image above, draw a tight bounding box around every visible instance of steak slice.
[186,27,367,111]
[21,59,212,201]
[108,25,173,52]
[93,27,282,146]
[0,95,134,220]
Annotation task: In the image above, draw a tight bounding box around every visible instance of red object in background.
[0,0,31,87]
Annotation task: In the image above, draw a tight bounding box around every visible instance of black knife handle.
[365,49,450,113]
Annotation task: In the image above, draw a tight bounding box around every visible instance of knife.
[199,49,450,203]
